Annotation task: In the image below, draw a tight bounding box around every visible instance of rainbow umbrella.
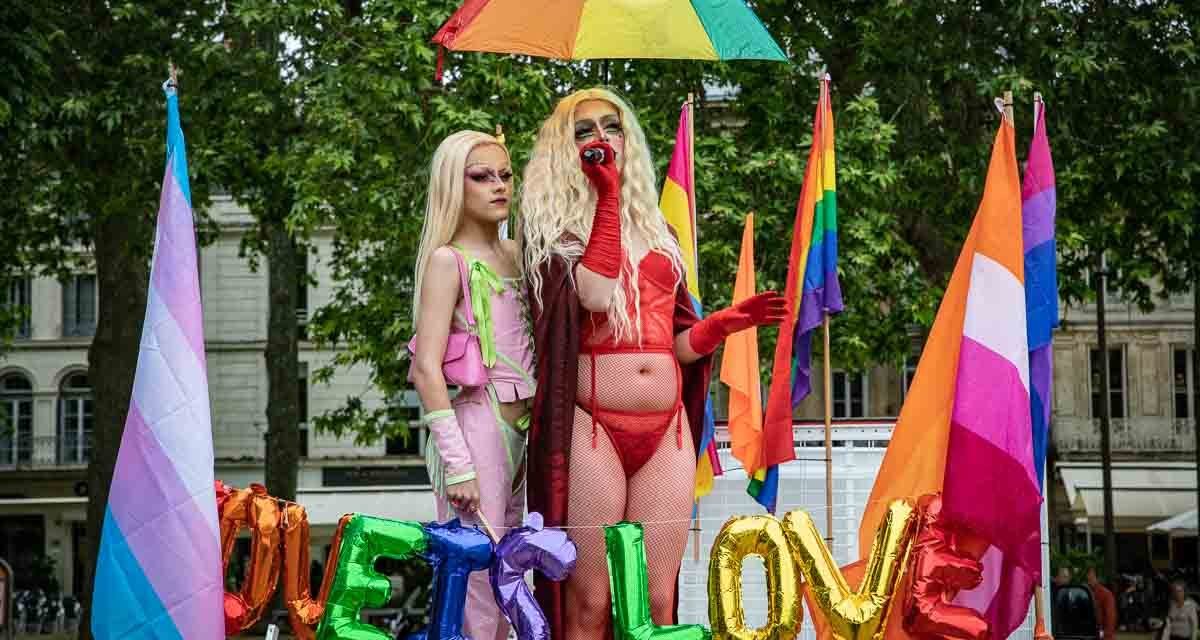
[433,0,787,71]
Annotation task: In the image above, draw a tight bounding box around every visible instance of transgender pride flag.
[860,111,1040,639]
[92,82,223,639]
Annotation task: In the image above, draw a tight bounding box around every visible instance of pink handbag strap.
[445,245,476,329]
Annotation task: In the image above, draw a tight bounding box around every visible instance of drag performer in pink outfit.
[409,130,534,640]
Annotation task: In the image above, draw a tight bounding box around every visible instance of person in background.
[1088,566,1119,639]
[1164,580,1199,640]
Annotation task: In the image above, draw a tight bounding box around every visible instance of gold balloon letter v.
[784,501,918,640]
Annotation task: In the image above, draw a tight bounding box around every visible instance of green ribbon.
[513,412,531,433]
[465,257,505,368]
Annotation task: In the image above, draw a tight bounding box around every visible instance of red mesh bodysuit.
[578,250,684,477]
[565,249,696,635]
[528,244,713,639]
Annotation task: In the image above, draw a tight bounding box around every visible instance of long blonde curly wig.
[520,88,682,342]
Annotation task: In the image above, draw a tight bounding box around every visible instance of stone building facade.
[0,196,433,598]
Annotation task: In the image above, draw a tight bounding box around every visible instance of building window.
[62,275,97,337]
[1174,348,1193,420]
[386,402,422,456]
[2,278,32,339]
[298,363,309,458]
[0,373,34,466]
[1090,347,1126,420]
[296,253,309,341]
[900,356,918,399]
[58,372,93,464]
[832,370,867,418]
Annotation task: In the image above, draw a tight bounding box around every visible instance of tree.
[0,5,73,346]
[191,1,307,503]
[46,4,231,633]
[13,5,229,638]
[257,0,943,444]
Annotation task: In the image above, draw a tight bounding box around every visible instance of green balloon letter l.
[605,522,712,640]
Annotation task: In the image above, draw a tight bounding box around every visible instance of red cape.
[527,252,713,637]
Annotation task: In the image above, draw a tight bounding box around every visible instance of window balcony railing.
[0,435,89,470]
[1055,417,1196,453]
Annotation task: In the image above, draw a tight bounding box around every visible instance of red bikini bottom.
[578,346,683,478]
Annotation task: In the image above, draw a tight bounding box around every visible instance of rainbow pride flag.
[859,113,1040,638]
[757,77,841,511]
[92,83,223,639]
[1023,100,1057,490]
[659,101,722,498]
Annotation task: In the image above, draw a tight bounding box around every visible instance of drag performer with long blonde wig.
[522,88,785,639]
[410,130,533,640]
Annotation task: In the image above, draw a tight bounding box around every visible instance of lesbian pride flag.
[92,83,223,639]
[757,77,840,511]
[659,102,722,499]
[859,113,1040,638]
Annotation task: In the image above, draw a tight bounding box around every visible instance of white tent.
[1147,509,1198,537]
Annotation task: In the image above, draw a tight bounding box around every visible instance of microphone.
[582,147,606,164]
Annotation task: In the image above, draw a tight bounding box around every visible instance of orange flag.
[721,213,763,472]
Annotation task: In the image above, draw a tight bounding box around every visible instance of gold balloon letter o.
[707,515,803,640]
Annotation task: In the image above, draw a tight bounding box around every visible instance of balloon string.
[241,456,902,534]
[487,496,911,532]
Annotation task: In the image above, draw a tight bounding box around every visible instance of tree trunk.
[264,215,300,502]
[79,212,152,640]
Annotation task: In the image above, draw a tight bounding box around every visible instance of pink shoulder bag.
[407,248,488,387]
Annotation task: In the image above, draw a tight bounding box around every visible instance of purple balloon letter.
[489,513,577,640]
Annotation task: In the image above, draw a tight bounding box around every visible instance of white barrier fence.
[677,421,1036,639]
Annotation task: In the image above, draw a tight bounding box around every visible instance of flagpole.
[823,316,834,545]
[687,92,703,564]
[822,77,835,548]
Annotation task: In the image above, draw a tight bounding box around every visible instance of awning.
[1147,509,1198,536]
[1058,461,1198,522]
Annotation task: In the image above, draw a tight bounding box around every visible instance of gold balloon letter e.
[783,500,918,640]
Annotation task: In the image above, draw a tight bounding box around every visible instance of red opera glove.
[688,291,787,355]
[579,141,622,278]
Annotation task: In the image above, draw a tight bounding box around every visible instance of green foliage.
[1052,547,1106,584]
[0,1,227,297]
[257,1,950,442]
[279,0,1199,442]
[5,0,1197,447]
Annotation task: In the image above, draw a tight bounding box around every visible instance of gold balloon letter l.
[783,500,918,640]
